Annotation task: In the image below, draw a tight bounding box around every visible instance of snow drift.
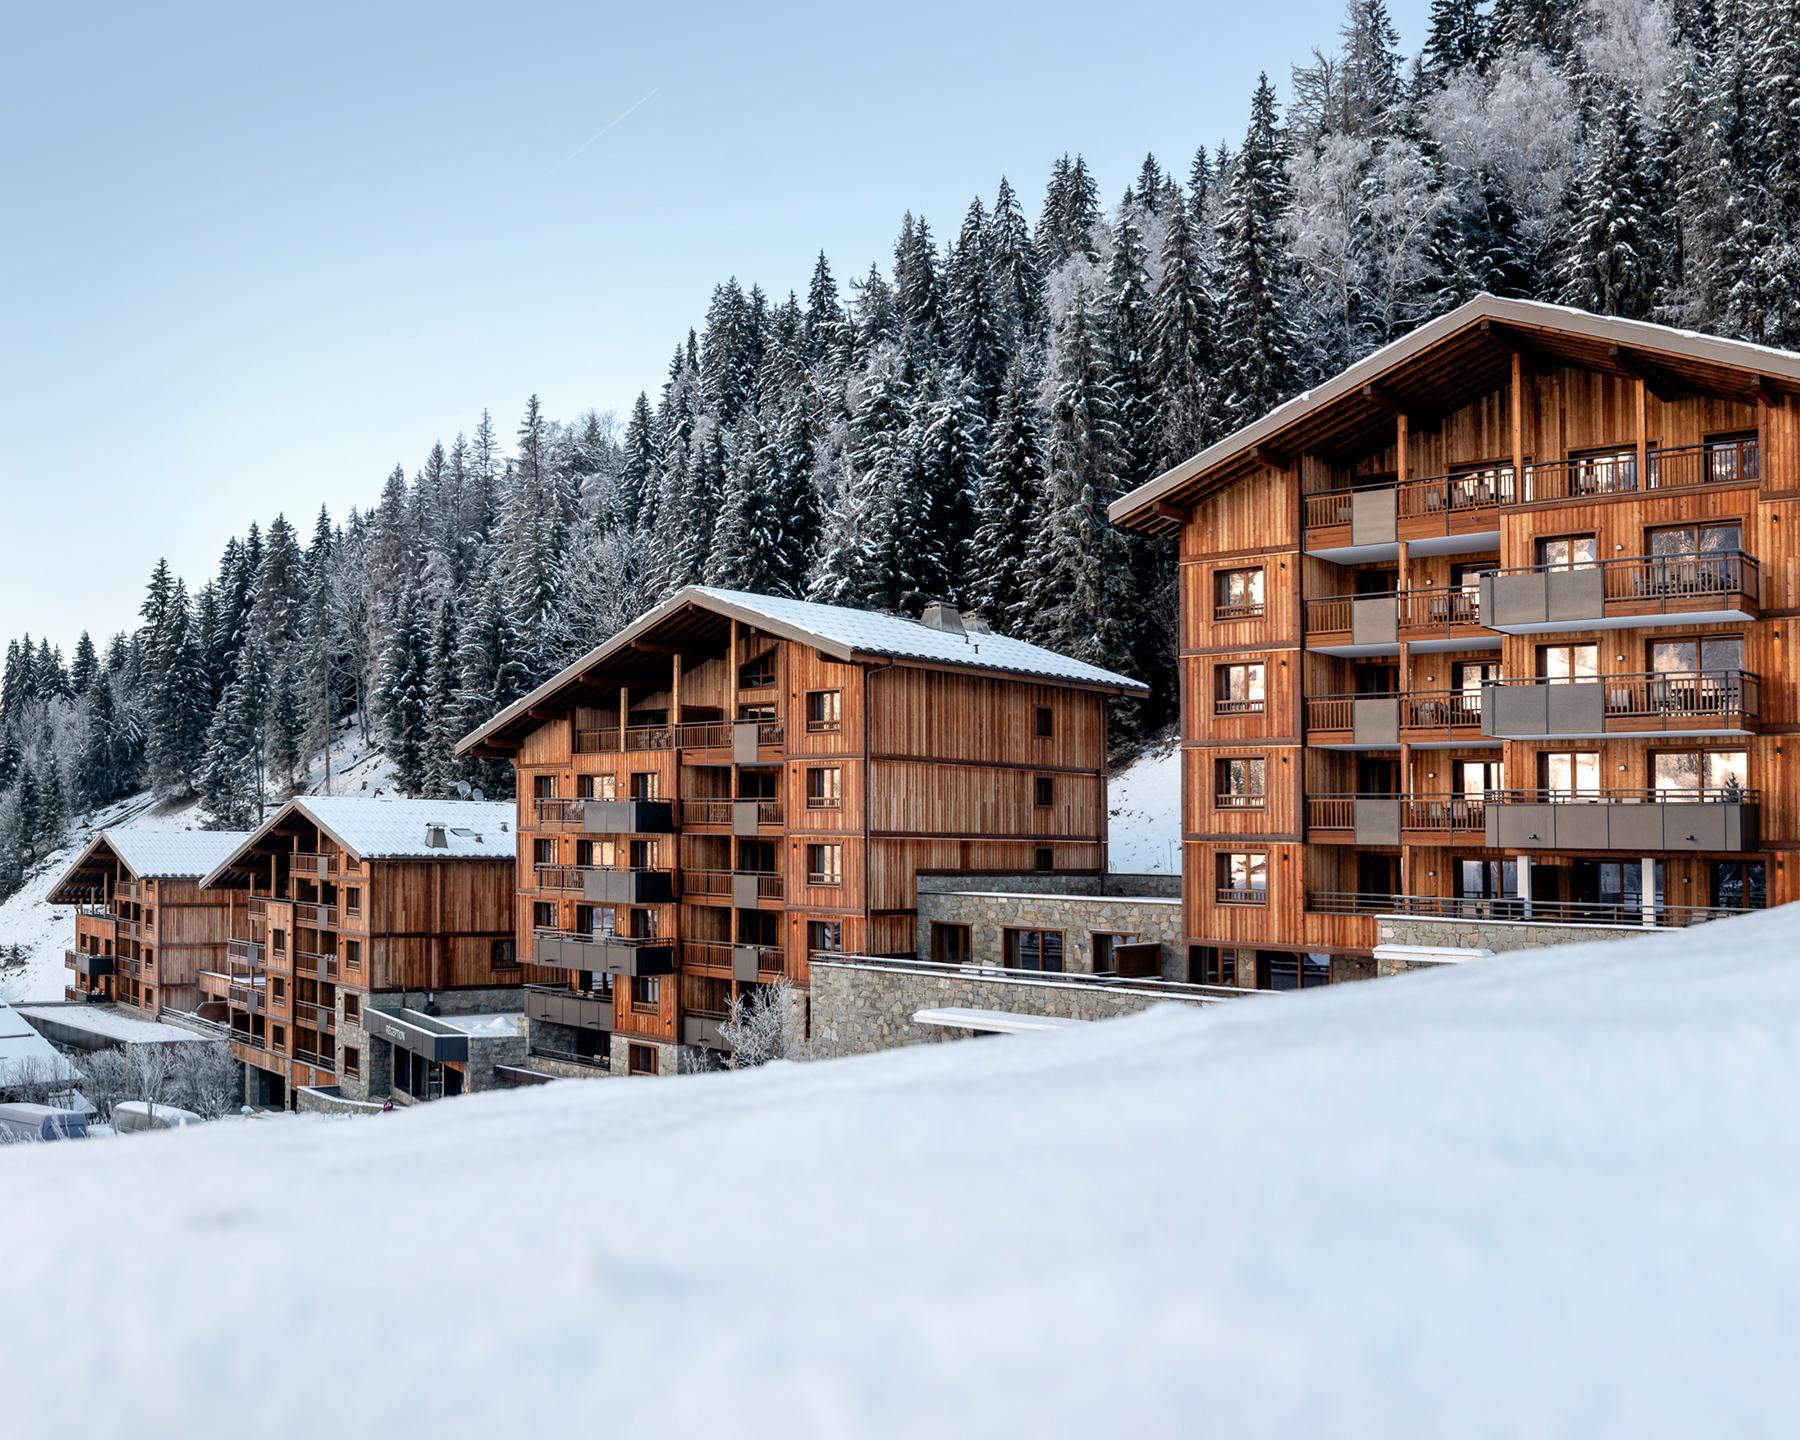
[4,908,1800,1437]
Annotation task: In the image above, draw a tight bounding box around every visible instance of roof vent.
[962,611,992,634]
[425,824,449,849]
[920,601,964,634]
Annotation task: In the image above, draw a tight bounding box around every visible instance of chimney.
[962,610,991,634]
[920,601,965,634]
[425,824,448,849]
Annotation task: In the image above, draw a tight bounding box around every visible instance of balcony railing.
[227,938,265,966]
[533,797,585,829]
[1306,891,1757,928]
[1519,438,1759,503]
[573,724,675,754]
[295,949,340,980]
[1482,669,1759,735]
[293,902,337,930]
[681,798,732,827]
[1306,689,1485,739]
[739,870,784,899]
[534,864,583,892]
[295,1046,336,1070]
[1214,886,1268,907]
[1305,586,1485,646]
[292,1000,337,1031]
[683,869,733,896]
[1307,794,1486,834]
[1481,551,1760,630]
[247,897,269,921]
[289,851,337,880]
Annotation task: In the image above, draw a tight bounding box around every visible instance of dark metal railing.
[1306,794,1486,832]
[1305,891,1758,927]
[1483,551,1760,611]
[1484,669,1759,724]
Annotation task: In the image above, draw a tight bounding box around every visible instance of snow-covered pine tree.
[916,369,985,606]
[1420,0,1487,86]
[970,359,1046,635]
[1216,74,1305,425]
[69,633,97,695]
[1559,84,1661,318]
[201,637,273,828]
[946,198,1008,416]
[986,176,1045,347]
[1149,193,1220,470]
[1103,201,1157,490]
[375,579,431,795]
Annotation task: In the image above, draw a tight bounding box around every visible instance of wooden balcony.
[1305,586,1493,656]
[583,799,677,836]
[1303,467,1509,557]
[1515,438,1758,504]
[672,718,785,761]
[65,949,114,979]
[1307,794,1485,843]
[289,852,338,881]
[1214,886,1268,907]
[1306,690,1490,748]
[1483,788,1760,852]
[1480,552,1760,634]
[533,929,676,978]
[533,797,586,830]
[1481,670,1760,739]
[292,902,337,930]
[680,1011,731,1050]
[582,865,676,906]
[572,724,675,754]
[295,949,340,980]
[227,937,264,966]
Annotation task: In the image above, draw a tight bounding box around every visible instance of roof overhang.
[456,588,1145,758]
[361,1008,471,1063]
[1110,295,1800,536]
[47,834,131,905]
[200,800,355,890]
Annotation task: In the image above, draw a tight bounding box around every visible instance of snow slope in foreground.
[7,910,1800,1438]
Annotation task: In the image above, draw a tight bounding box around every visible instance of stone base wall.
[1376,915,1662,955]
[294,1085,386,1116]
[810,960,1219,1060]
[460,1034,528,1092]
[914,891,1184,979]
[915,871,1180,898]
[516,1050,613,1081]
[608,1033,690,1077]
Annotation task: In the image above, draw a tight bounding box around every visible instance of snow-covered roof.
[458,585,1146,755]
[1112,293,1800,528]
[0,1002,84,1088]
[200,796,515,887]
[48,826,252,901]
[14,1005,199,1048]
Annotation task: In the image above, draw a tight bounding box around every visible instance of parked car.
[112,1101,203,1134]
[0,1103,91,1142]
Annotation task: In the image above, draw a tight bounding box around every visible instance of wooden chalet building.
[456,586,1146,1076]
[199,797,545,1107]
[49,829,248,1017]
[1111,296,1797,988]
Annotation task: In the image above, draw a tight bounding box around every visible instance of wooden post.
[671,653,682,725]
[1511,353,1526,504]
[1634,377,1649,491]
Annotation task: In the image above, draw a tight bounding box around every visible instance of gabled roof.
[1111,295,1800,535]
[0,1002,84,1088]
[48,827,252,903]
[199,797,515,889]
[457,585,1147,757]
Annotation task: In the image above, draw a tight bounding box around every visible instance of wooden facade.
[458,592,1140,1074]
[50,836,240,1017]
[200,800,546,1104]
[1115,298,1800,988]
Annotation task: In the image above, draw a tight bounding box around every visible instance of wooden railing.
[744,870,785,899]
[1305,595,1356,635]
[1305,693,1367,731]
[293,902,337,930]
[1214,599,1265,621]
[1214,886,1268,906]
[295,1046,336,1071]
[1213,696,1265,716]
[1308,793,1485,833]
[295,950,340,980]
[742,944,785,974]
[1399,689,1485,732]
[683,868,733,896]
[681,939,737,969]
[534,864,583,892]
[289,852,337,880]
[573,724,676,754]
[681,799,731,826]
[1397,586,1481,631]
[533,797,585,828]
[227,938,264,965]
[1396,465,1515,520]
[1214,792,1266,810]
[1485,786,1757,804]
[292,1000,337,1031]
[247,897,268,920]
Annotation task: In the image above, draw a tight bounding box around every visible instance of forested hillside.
[1,0,1792,903]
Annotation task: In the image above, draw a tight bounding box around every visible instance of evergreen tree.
[1103,202,1157,489]
[970,361,1046,634]
[1560,85,1660,318]
[70,632,97,695]
[1149,196,1220,468]
[1216,74,1303,424]
[376,580,431,795]
[1421,0,1486,85]
[986,176,1045,345]
[201,638,273,827]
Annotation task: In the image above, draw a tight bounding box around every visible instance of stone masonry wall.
[914,891,1186,979]
[1376,914,1663,960]
[915,871,1181,898]
[810,960,1221,1060]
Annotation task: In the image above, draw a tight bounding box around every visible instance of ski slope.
[1107,735,1180,873]
[5,907,1798,1437]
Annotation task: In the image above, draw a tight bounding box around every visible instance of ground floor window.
[1258,952,1332,991]
[628,1043,657,1076]
[807,920,843,954]
[1091,932,1137,972]
[1003,928,1064,972]
[1711,860,1766,910]
[931,923,971,966]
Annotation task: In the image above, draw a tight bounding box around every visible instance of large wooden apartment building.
[50,829,249,1017]
[198,797,547,1106]
[456,586,1146,1075]
[1111,296,1798,987]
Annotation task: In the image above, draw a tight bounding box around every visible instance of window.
[273,1025,286,1051]
[577,773,617,801]
[806,690,843,733]
[1003,928,1065,972]
[1537,534,1598,569]
[1701,432,1758,482]
[1191,946,1243,986]
[807,920,844,954]
[1649,522,1742,558]
[806,843,844,886]
[630,975,661,1010]
[344,993,360,1021]
[1570,444,1639,495]
[739,650,777,689]
[532,774,557,799]
[1216,851,1268,904]
[628,1043,657,1076]
[1652,750,1748,797]
[1214,567,1266,620]
[1456,760,1504,798]
[343,939,362,971]
[342,1046,361,1078]
[1259,952,1332,991]
[931,923,972,966]
[1034,846,1054,874]
[491,938,518,970]
[806,766,842,809]
[629,770,660,800]
[1711,860,1767,910]
[1034,706,1054,738]
[1034,775,1054,808]
[1649,636,1744,675]
[343,886,362,916]
[1537,644,1598,681]
[533,838,556,866]
[272,928,286,955]
[1214,662,1266,715]
[532,901,557,931]
[1540,752,1600,797]
[1214,757,1266,809]
[272,976,286,1000]
[1091,933,1137,972]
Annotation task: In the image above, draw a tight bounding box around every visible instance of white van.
[0,1103,91,1142]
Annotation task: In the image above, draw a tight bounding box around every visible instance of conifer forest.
[2,0,1794,901]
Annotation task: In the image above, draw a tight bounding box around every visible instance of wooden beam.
[1758,376,1787,407]
[1361,383,1403,417]
[1150,501,1190,525]
[1247,445,1289,472]
[1608,346,1682,403]
[1481,319,1553,375]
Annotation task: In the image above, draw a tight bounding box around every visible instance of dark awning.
[362,1008,470,1064]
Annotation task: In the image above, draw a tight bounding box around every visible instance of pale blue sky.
[0,1,1427,654]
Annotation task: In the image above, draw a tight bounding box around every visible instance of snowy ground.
[0,724,397,1004]
[6,907,1800,1436]
[1107,734,1180,873]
